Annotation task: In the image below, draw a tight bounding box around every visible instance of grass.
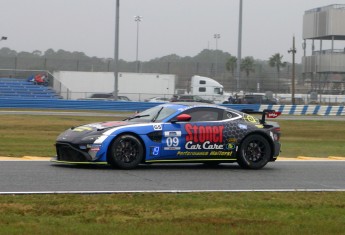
[0,192,345,234]
[279,120,345,157]
[0,115,114,157]
[0,114,344,157]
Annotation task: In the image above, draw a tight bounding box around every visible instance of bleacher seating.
[0,78,61,99]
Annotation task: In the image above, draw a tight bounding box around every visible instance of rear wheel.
[237,134,271,169]
[108,135,144,169]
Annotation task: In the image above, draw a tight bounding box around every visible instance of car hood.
[56,121,141,143]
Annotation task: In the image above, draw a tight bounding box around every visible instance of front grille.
[56,143,90,162]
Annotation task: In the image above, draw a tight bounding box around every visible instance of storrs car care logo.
[185,123,224,150]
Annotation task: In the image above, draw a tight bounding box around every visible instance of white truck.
[188,75,226,103]
[53,71,176,101]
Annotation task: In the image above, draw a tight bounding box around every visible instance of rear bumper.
[271,142,281,161]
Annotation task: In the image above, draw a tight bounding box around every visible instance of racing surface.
[0,160,344,194]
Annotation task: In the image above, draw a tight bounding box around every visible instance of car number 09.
[166,137,179,147]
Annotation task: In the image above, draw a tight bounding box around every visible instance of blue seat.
[0,77,60,100]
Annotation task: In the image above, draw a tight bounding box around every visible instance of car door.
[159,107,225,161]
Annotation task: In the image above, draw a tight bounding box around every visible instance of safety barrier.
[0,98,344,115]
[259,104,345,116]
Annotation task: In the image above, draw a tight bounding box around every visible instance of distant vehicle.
[145,97,170,103]
[170,95,214,104]
[243,94,278,104]
[82,93,131,101]
[52,103,282,170]
[189,75,225,103]
[279,97,305,105]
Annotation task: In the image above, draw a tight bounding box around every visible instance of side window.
[223,111,240,120]
[183,108,222,122]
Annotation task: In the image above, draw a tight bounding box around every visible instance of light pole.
[288,35,296,105]
[113,0,120,100]
[134,16,142,72]
[214,33,220,77]
[236,0,243,91]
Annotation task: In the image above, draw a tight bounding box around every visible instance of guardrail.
[259,104,345,116]
[0,98,344,115]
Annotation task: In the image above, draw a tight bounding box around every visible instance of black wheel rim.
[114,139,139,163]
[243,140,266,163]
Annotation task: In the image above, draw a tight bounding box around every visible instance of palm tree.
[269,53,287,92]
[241,56,255,91]
[226,55,237,76]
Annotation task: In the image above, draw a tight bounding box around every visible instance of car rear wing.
[241,109,281,124]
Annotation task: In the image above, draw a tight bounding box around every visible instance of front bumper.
[55,142,92,162]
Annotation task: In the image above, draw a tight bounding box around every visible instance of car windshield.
[127,105,177,122]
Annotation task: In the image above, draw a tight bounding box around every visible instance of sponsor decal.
[243,114,258,124]
[177,151,233,157]
[266,111,281,118]
[185,141,223,150]
[165,136,181,150]
[153,124,162,130]
[184,123,224,150]
[164,147,181,150]
[238,124,247,130]
[185,124,224,143]
[225,143,236,150]
[164,131,181,137]
[227,138,237,143]
[149,146,160,156]
[72,126,93,132]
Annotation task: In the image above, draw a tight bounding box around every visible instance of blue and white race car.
[52,103,281,169]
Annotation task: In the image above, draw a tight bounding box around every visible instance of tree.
[241,56,255,77]
[269,53,287,92]
[241,56,255,91]
[226,55,237,76]
[0,47,17,56]
[32,50,42,57]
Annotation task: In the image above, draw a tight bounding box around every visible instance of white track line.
[1,189,345,195]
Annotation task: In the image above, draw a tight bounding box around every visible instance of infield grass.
[0,192,344,234]
[0,114,344,158]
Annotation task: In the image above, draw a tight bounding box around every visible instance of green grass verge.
[0,192,344,235]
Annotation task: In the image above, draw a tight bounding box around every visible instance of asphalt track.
[0,159,344,194]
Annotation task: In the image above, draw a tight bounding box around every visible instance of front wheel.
[108,135,144,169]
[237,134,271,169]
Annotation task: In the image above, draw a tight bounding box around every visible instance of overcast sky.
[1,0,344,63]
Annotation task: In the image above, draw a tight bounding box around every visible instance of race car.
[52,103,281,169]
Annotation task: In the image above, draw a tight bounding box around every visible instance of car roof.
[163,102,229,110]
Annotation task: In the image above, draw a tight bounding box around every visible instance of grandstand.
[0,78,61,99]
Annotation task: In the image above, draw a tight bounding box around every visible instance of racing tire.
[237,134,271,169]
[108,134,144,169]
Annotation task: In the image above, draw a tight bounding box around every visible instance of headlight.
[81,135,102,143]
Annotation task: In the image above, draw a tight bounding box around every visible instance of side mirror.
[171,114,192,123]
